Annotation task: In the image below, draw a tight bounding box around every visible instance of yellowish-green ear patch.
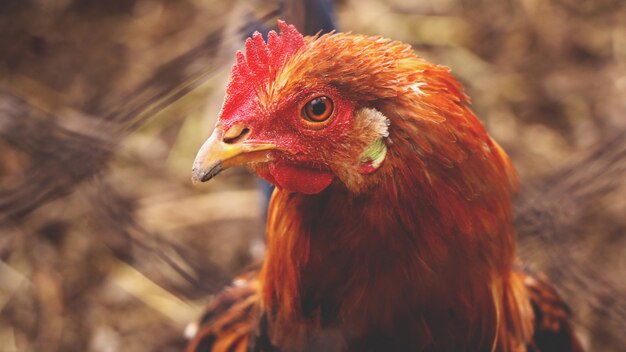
[333,107,390,192]
[352,107,389,175]
[358,137,387,174]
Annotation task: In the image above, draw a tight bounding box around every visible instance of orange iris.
[302,96,333,123]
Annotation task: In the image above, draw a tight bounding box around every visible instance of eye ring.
[302,96,334,124]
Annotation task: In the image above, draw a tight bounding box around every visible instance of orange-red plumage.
[189,21,582,352]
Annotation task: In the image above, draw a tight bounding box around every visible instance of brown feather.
[188,23,583,352]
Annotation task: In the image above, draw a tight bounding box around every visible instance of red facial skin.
[219,86,355,194]
[214,23,361,194]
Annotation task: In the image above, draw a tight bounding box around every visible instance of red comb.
[221,21,305,117]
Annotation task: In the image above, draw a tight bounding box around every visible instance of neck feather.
[258,94,528,351]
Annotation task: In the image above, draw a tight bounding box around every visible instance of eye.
[302,96,334,123]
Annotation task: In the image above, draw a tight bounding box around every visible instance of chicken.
[188,21,583,352]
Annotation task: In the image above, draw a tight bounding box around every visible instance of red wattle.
[268,162,334,194]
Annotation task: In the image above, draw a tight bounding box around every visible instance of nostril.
[223,127,250,144]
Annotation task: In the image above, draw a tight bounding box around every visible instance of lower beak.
[191,128,275,184]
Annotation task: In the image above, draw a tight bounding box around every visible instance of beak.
[191,126,275,184]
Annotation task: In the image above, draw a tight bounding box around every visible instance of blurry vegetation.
[0,0,624,351]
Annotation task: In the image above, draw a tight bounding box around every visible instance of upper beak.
[191,125,275,184]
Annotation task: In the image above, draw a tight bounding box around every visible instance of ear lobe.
[358,138,388,175]
[353,108,389,175]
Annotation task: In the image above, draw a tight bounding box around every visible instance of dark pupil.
[310,99,327,116]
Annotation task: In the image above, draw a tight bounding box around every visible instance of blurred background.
[0,0,625,351]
